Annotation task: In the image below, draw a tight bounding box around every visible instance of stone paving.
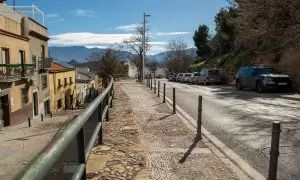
[87,83,149,180]
[0,109,82,180]
[87,80,247,180]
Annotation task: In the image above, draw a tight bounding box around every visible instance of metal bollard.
[50,111,53,118]
[65,106,67,113]
[28,118,31,127]
[151,77,153,90]
[173,88,176,114]
[41,114,44,122]
[197,96,202,139]
[268,121,281,180]
[154,79,156,93]
[158,81,160,97]
[163,83,166,103]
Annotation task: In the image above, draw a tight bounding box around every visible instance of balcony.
[0,64,35,82]
[38,57,52,70]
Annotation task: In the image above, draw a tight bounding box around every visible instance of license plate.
[278,82,287,85]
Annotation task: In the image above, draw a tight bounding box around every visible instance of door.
[44,100,50,115]
[33,92,38,116]
[0,95,10,127]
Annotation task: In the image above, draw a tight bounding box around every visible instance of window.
[32,56,37,69]
[69,77,73,84]
[64,78,67,87]
[21,88,29,106]
[57,99,62,108]
[41,74,48,89]
[58,79,62,88]
[19,50,25,64]
[1,48,9,64]
[41,45,45,58]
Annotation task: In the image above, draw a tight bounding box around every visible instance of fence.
[14,76,114,180]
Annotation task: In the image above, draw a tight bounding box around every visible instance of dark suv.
[235,66,291,92]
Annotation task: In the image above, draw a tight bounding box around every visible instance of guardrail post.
[158,81,160,97]
[173,88,176,114]
[197,96,202,139]
[163,83,166,103]
[77,128,87,179]
[151,77,153,90]
[106,94,109,121]
[28,117,31,127]
[110,89,113,108]
[41,114,43,122]
[154,79,156,93]
[268,121,281,180]
[98,103,103,145]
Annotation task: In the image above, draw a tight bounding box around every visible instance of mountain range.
[49,46,197,62]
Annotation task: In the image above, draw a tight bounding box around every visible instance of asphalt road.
[156,79,300,180]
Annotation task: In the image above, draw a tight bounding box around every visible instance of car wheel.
[256,82,264,93]
[204,79,208,86]
[236,80,243,90]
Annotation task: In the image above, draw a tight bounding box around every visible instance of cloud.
[151,32,191,36]
[49,32,169,54]
[74,9,97,18]
[85,45,108,49]
[49,32,133,46]
[46,13,59,18]
[115,24,140,31]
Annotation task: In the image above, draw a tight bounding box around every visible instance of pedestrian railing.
[14,76,114,180]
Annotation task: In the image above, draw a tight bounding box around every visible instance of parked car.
[198,69,222,85]
[168,73,177,81]
[235,66,291,92]
[176,73,184,82]
[191,72,201,84]
[188,73,197,83]
[182,73,193,83]
[156,74,163,79]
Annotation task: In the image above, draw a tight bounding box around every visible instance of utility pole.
[142,12,150,83]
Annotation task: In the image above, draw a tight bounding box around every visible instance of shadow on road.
[179,132,202,164]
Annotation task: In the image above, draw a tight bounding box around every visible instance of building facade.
[49,62,76,113]
[25,16,51,119]
[0,3,35,127]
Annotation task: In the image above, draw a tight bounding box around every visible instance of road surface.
[157,79,300,180]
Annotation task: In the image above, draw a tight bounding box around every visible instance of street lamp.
[142,12,151,83]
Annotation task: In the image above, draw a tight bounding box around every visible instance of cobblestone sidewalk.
[120,80,247,180]
[87,82,149,180]
[87,80,248,180]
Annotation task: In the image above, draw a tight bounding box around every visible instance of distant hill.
[49,46,197,62]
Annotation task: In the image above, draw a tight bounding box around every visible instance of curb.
[147,82,266,180]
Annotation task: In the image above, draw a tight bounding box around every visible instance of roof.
[49,61,75,72]
[53,61,75,69]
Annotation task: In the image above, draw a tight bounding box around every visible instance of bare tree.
[123,24,151,80]
[165,38,193,73]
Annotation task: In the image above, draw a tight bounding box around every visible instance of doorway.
[33,92,38,116]
[0,95,10,127]
[44,100,50,115]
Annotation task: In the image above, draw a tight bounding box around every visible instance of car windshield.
[208,70,220,76]
[185,74,192,77]
[255,68,276,75]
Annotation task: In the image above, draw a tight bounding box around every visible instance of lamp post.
[142,12,151,82]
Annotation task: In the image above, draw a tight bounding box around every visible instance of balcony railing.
[0,64,35,81]
[38,57,52,70]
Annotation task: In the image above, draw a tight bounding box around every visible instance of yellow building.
[0,3,36,127]
[49,62,76,113]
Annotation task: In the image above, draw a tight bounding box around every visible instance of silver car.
[182,73,193,83]
[198,69,222,85]
[176,73,184,82]
[191,72,201,84]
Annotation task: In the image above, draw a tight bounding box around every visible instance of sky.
[8,0,229,54]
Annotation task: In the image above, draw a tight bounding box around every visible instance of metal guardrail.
[14,76,114,180]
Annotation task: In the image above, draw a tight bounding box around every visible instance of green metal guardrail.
[14,76,114,180]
